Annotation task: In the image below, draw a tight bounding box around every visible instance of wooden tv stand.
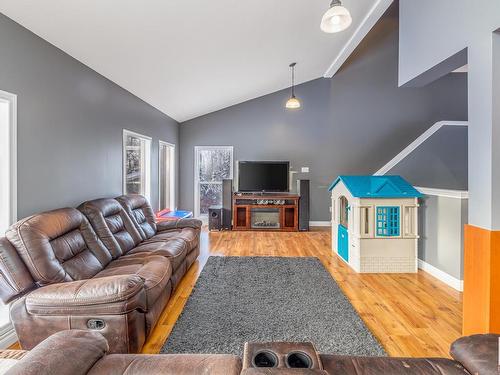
[232,193,299,232]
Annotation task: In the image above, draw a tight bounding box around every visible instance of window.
[376,206,400,237]
[403,205,417,237]
[339,196,349,228]
[360,206,371,236]
[194,146,233,217]
[159,141,175,211]
[0,90,17,330]
[123,130,151,201]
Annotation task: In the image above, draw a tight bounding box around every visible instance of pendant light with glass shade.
[285,63,301,109]
[320,0,352,33]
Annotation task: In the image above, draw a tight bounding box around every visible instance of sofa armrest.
[25,275,146,315]
[6,330,108,375]
[450,334,500,375]
[156,218,203,232]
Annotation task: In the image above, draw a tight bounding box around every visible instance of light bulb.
[286,96,301,109]
[330,15,341,25]
[320,3,352,33]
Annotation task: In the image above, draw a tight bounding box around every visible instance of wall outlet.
[301,167,310,173]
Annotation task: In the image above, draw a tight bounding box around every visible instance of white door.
[159,141,175,211]
[194,146,233,218]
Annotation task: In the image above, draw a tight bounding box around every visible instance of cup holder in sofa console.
[252,351,278,368]
[286,351,313,369]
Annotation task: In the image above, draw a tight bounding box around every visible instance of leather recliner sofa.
[0,195,201,353]
[5,329,500,375]
[6,330,242,375]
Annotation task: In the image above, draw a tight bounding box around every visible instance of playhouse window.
[339,196,349,228]
[376,206,400,237]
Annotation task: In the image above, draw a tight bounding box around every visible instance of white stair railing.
[374,120,468,176]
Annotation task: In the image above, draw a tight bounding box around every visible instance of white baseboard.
[418,259,463,291]
[0,324,17,349]
[309,221,332,227]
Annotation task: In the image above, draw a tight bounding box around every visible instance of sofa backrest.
[78,198,143,257]
[0,238,37,304]
[5,208,112,286]
[116,195,157,240]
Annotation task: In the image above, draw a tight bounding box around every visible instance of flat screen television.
[238,161,289,192]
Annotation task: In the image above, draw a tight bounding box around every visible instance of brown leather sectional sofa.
[0,194,201,353]
[5,329,500,375]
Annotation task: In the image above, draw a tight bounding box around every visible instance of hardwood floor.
[143,227,463,358]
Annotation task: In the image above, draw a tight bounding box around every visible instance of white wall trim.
[324,0,394,78]
[0,90,17,226]
[418,259,463,292]
[310,221,332,227]
[0,324,17,349]
[416,187,469,199]
[374,121,468,176]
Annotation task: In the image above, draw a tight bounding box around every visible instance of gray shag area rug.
[161,256,385,356]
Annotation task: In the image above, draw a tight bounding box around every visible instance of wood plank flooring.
[143,228,463,358]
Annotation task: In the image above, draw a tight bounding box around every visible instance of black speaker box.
[297,179,310,231]
[222,179,233,230]
[209,206,223,231]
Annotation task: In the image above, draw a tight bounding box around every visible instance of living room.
[0,1,499,374]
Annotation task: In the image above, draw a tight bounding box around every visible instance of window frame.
[339,196,349,229]
[158,140,176,211]
[194,146,234,218]
[0,89,17,341]
[376,206,401,237]
[0,90,17,233]
[122,129,152,202]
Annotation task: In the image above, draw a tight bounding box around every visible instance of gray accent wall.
[0,14,179,219]
[388,125,468,190]
[179,15,468,221]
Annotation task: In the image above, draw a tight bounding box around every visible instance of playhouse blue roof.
[328,175,423,198]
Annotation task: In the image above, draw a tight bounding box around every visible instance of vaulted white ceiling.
[0,0,389,122]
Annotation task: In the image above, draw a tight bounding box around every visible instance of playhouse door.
[337,224,349,262]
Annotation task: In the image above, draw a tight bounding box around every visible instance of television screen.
[238,161,289,192]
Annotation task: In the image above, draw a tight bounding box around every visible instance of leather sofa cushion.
[79,199,143,258]
[96,254,171,307]
[87,353,242,375]
[6,330,108,375]
[450,334,500,375]
[156,218,202,232]
[6,208,111,285]
[320,355,469,375]
[146,228,199,250]
[115,195,157,240]
[25,275,146,315]
[0,238,36,304]
[126,239,187,270]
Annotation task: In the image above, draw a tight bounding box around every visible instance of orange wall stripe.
[463,224,500,335]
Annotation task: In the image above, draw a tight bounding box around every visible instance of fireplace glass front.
[251,208,280,229]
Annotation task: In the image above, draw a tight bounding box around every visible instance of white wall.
[399,0,500,230]
[399,0,500,86]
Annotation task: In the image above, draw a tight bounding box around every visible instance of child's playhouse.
[328,175,422,273]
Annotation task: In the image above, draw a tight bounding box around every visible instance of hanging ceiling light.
[321,0,352,33]
[285,62,301,110]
